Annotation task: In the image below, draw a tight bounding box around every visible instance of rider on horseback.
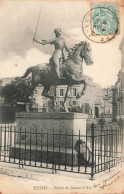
[33,28,71,80]
[21,38,93,111]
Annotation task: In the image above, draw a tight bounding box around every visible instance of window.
[73,88,76,96]
[49,90,52,96]
[73,101,76,105]
[60,101,63,106]
[60,89,64,96]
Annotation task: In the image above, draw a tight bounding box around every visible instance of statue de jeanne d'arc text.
[21,27,93,112]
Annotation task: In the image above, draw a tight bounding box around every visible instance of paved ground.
[0,162,124,194]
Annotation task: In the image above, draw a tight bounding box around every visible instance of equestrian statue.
[21,28,93,112]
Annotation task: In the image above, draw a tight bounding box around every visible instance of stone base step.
[9,145,78,166]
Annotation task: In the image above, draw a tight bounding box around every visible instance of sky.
[0,1,123,88]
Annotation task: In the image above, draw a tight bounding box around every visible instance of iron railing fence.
[0,123,123,179]
[88,124,124,179]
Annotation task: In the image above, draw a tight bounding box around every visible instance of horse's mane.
[68,41,86,57]
[72,41,84,51]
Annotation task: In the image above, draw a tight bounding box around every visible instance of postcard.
[0,0,124,193]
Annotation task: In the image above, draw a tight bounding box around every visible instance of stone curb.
[0,162,123,182]
[0,162,54,180]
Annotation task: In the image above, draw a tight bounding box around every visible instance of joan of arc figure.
[33,28,71,79]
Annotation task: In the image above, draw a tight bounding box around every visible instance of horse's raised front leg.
[76,80,87,99]
[64,85,70,112]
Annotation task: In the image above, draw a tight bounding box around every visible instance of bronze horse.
[21,41,93,112]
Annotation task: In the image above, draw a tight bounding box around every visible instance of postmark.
[82,2,119,43]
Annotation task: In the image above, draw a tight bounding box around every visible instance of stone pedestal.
[16,112,87,133]
[9,112,88,166]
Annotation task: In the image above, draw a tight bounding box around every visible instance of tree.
[1,77,35,109]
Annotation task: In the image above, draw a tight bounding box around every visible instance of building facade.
[0,75,112,118]
[114,38,124,126]
[34,75,112,118]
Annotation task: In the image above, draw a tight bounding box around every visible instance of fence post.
[52,129,56,174]
[0,125,2,161]
[122,125,124,162]
[90,122,95,180]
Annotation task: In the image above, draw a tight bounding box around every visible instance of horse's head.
[80,41,93,65]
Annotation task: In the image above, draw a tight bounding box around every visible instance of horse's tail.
[20,66,33,78]
[74,140,92,165]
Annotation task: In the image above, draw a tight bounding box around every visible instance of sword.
[33,4,42,42]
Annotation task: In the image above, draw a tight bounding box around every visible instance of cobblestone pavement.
[0,162,124,194]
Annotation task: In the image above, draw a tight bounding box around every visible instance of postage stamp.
[82,2,119,43]
[91,2,119,36]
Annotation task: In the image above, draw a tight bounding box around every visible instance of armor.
[33,28,70,79]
